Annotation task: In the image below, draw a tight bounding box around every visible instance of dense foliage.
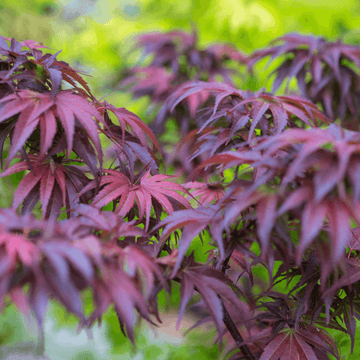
[2,30,360,359]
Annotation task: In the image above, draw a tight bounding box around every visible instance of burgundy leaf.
[78,168,191,231]
[326,200,352,266]
[256,194,278,255]
[298,200,326,264]
[102,104,160,152]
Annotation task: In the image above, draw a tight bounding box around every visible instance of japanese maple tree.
[1,29,360,360]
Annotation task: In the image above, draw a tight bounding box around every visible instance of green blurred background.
[2,0,360,113]
[1,0,360,359]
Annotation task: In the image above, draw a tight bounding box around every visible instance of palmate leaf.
[163,86,328,177]
[39,241,97,321]
[72,203,148,240]
[80,230,165,343]
[83,259,154,342]
[154,188,266,280]
[322,258,360,353]
[154,205,231,277]
[162,82,328,175]
[251,126,360,269]
[102,120,160,174]
[2,36,50,50]
[0,89,103,167]
[77,168,191,231]
[134,30,197,67]
[237,306,339,360]
[88,271,151,342]
[100,103,161,154]
[101,243,167,301]
[249,33,360,128]
[35,52,94,99]
[185,128,234,165]
[0,154,93,219]
[0,209,165,341]
[117,29,247,134]
[323,257,360,296]
[1,35,94,99]
[0,37,103,178]
[298,327,340,360]
[125,29,247,89]
[168,82,328,137]
[133,29,248,76]
[256,194,278,255]
[0,227,35,270]
[183,181,225,205]
[189,149,262,180]
[256,328,321,360]
[176,257,248,347]
[186,124,360,277]
[168,81,244,115]
[0,211,97,327]
[166,126,226,177]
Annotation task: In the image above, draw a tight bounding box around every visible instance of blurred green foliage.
[1,0,360,114]
[0,295,220,360]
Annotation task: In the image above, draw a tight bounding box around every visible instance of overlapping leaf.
[0,210,97,326]
[161,81,328,175]
[235,294,339,359]
[0,89,103,167]
[77,168,191,231]
[208,127,355,233]
[101,243,167,300]
[169,82,328,136]
[2,31,360,358]
[72,203,148,240]
[0,36,103,175]
[0,154,94,219]
[0,209,166,341]
[183,181,225,205]
[100,103,160,152]
[254,328,331,360]
[116,29,247,134]
[99,104,160,173]
[249,33,360,129]
[154,204,231,276]
[87,267,152,342]
[0,35,94,99]
[176,257,249,347]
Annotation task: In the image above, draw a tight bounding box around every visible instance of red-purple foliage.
[249,33,360,130]
[162,81,329,176]
[116,29,248,135]
[2,31,360,360]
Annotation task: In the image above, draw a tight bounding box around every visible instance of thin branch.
[221,302,255,360]
[219,247,256,360]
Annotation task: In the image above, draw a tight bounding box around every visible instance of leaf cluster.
[120,30,360,360]
[2,30,360,360]
[116,28,248,135]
